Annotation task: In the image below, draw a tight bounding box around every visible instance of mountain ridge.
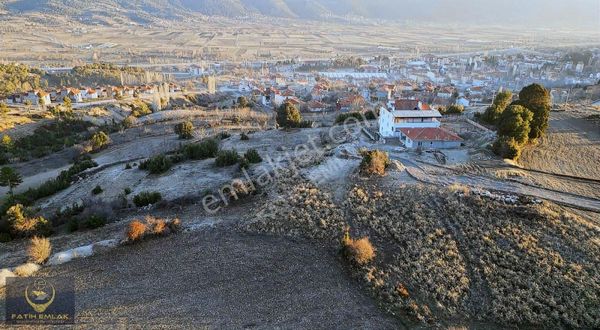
[1,0,598,29]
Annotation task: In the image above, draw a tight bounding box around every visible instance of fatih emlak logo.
[24,279,56,313]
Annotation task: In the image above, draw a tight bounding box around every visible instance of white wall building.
[378,100,442,138]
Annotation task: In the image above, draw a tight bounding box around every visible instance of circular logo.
[25,279,56,313]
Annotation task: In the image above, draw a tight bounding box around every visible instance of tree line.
[477,83,551,160]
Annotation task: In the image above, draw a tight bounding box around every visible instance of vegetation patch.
[133,191,162,207]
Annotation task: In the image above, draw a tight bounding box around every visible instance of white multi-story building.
[378,99,462,149]
[378,99,442,138]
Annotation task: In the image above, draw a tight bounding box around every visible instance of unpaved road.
[396,156,600,213]
[0,228,401,329]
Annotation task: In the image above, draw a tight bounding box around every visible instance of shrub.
[0,232,11,243]
[13,263,40,277]
[122,115,137,128]
[91,185,103,195]
[360,150,390,176]
[175,121,194,139]
[81,215,106,229]
[126,220,147,241]
[276,101,303,128]
[219,132,231,140]
[67,218,79,233]
[239,157,250,170]
[342,233,375,266]
[182,139,219,160]
[133,191,162,207]
[168,218,182,232]
[6,204,52,238]
[365,110,377,120]
[492,136,523,160]
[145,216,168,236]
[335,112,366,124]
[124,187,132,195]
[244,149,262,164]
[240,133,249,141]
[441,105,465,115]
[131,100,151,117]
[125,163,132,169]
[28,236,52,264]
[90,131,110,150]
[139,155,172,174]
[215,150,240,167]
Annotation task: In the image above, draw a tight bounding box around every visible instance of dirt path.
[396,157,600,213]
[0,228,401,329]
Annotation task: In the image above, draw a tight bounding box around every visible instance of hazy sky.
[357,0,600,29]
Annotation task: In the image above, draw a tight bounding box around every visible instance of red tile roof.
[394,99,431,110]
[400,127,462,142]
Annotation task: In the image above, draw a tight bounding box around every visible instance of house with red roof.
[378,98,462,149]
[399,127,463,149]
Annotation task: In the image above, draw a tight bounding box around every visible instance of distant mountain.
[1,0,598,29]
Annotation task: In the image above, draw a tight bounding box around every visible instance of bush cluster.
[215,150,240,167]
[126,216,181,242]
[133,191,162,207]
[181,139,219,160]
[6,204,52,238]
[359,150,391,176]
[174,121,194,139]
[139,155,172,174]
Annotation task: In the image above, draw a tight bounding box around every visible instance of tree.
[175,121,194,139]
[497,105,533,145]
[237,96,249,108]
[63,96,72,110]
[0,102,8,120]
[0,166,22,194]
[276,101,302,128]
[91,131,110,150]
[1,134,13,151]
[482,90,512,124]
[38,96,46,111]
[515,83,551,140]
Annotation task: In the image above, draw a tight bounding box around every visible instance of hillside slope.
[1,0,598,28]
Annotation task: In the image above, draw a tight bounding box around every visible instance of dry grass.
[27,237,52,264]
[520,132,600,180]
[126,220,148,242]
[13,263,41,277]
[247,175,600,327]
[126,217,181,242]
[342,233,376,266]
[0,115,33,131]
[245,171,345,240]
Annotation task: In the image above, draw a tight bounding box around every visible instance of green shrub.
[219,132,231,140]
[335,112,367,124]
[124,187,132,195]
[492,137,523,160]
[239,157,250,170]
[125,163,132,169]
[175,121,194,139]
[215,150,240,167]
[92,185,103,195]
[360,150,391,176]
[244,149,262,163]
[133,191,162,207]
[440,105,465,115]
[81,215,107,229]
[139,155,172,174]
[240,133,249,141]
[67,219,79,233]
[276,102,303,128]
[90,131,110,150]
[0,232,12,242]
[182,139,219,160]
[365,110,377,120]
